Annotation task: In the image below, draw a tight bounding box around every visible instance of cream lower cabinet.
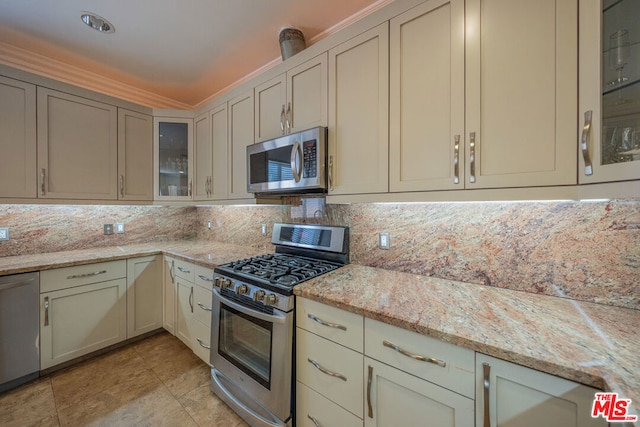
[40,261,127,370]
[476,354,606,427]
[126,256,162,338]
[163,256,177,334]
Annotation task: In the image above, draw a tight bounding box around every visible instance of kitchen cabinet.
[464,0,577,189]
[328,23,389,195]
[37,87,118,200]
[117,108,153,201]
[154,116,193,200]
[476,353,606,427]
[389,0,465,192]
[194,103,228,200]
[364,318,474,427]
[228,91,254,199]
[579,0,640,183]
[126,256,162,339]
[254,53,327,142]
[40,261,127,370]
[295,297,364,426]
[194,111,211,200]
[0,76,36,198]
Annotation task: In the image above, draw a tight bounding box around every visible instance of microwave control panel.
[303,139,317,178]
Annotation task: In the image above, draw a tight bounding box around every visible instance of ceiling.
[0,0,385,109]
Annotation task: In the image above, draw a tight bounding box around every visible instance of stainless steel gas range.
[209,223,349,427]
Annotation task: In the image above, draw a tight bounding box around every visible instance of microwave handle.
[291,140,302,183]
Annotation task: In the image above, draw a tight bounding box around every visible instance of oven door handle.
[213,288,287,324]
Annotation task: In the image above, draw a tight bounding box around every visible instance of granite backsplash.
[0,198,638,310]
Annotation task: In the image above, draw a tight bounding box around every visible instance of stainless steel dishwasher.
[0,272,40,392]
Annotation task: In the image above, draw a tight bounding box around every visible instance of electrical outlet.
[261,224,267,236]
[104,224,114,235]
[379,232,390,249]
[115,223,125,234]
[0,227,9,241]
[207,220,212,230]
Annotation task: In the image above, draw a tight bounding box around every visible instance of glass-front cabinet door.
[154,117,193,199]
[579,0,640,183]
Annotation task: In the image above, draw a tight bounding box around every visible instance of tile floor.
[0,331,249,426]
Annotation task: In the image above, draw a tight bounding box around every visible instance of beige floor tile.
[132,332,188,368]
[179,384,249,427]
[0,377,60,427]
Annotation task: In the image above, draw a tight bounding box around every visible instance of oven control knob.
[253,290,266,302]
[221,279,233,289]
[214,277,223,288]
[265,293,278,306]
[236,284,249,295]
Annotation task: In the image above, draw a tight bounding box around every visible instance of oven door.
[210,288,293,425]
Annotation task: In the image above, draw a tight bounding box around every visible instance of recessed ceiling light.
[81,13,115,33]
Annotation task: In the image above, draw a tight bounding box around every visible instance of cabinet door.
[287,53,328,133]
[579,0,640,183]
[37,87,118,200]
[126,256,162,338]
[117,108,153,201]
[40,279,127,369]
[328,23,389,195]
[163,257,177,335]
[476,354,606,427]
[255,74,287,142]
[465,0,577,188]
[210,103,229,200]
[154,117,193,200]
[228,91,254,199]
[194,111,212,200]
[297,381,363,427]
[365,357,474,427]
[176,277,193,347]
[389,0,465,192]
[0,76,36,198]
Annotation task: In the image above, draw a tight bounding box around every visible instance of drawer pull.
[177,266,191,274]
[197,302,212,312]
[307,415,321,427]
[198,274,214,282]
[382,340,446,368]
[66,270,107,280]
[196,338,211,350]
[307,313,347,331]
[367,365,373,418]
[307,358,347,381]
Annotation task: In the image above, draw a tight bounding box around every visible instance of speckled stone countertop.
[294,264,640,418]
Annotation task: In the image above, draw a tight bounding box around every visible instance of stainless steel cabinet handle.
[188,179,193,197]
[307,358,347,381]
[453,134,460,184]
[120,175,125,197]
[286,102,291,132]
[307,415,321,427]
[197,302,212,312]
[367,365,373,418]
[44,296,49,326]
[66,270,107,280]
[307,313,347,331]
[41,168,46,196]
[177,266,191,274]
[328,155,334,191]
[196,338,211,349]
[198,274,214,282]
[169,260,175,284]
[581,110,594,176]
[382,340,446,367]
[189,286,194,313]
[483,362,491,427]
[280,104,286,134]
[290,141,302,183]
[469,132,476,183]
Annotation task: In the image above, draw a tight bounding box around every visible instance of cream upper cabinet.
[255,53,328,143]
[154,117,193,200]
[476,354,606,427]
[0,76,36,199]
[117,108,153,201]
[195,104,229,200]
[579,0,640,183]
[194,111,212,200]
[228,91,254,199]
[389,0,465,192]
[126,256,162,339]
[328,23,389,195]
[465,0,577,188]
[37,87,118,200]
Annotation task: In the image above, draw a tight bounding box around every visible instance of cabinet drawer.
[296,297,363,352]
[365,317,474,398]
[296,328,363,417]
[194,265,215,289]
[193,283,212,326]
[191,318,211,366]
[41,260,126,293]
[174,259,195,282]
[297,381,363,427]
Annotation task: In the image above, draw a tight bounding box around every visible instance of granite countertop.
[294,264,640,417]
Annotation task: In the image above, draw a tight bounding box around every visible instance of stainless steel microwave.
[247,126,327,195]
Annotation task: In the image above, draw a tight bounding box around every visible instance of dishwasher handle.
[0,275,38,290]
